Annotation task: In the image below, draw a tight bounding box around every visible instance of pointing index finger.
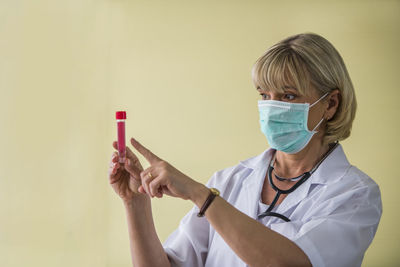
[130,138,161,164]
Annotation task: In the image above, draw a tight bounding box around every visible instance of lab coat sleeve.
[286,172,382,267]
[162,171,223,267]
[163,206,209,267]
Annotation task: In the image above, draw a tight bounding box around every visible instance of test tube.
[116,111,127,163]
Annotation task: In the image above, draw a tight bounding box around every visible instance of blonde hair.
[252,32,357,145]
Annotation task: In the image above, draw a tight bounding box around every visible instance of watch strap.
[197,188,219,217]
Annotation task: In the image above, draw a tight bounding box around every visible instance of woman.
[108,33,382,267]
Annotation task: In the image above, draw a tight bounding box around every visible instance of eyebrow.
[256,86,298,91]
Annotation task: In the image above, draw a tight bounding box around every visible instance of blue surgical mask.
[258,93,328,154]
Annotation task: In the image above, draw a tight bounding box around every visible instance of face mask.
[258,93,328,154]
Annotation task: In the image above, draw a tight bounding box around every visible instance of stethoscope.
[257,142,339,222]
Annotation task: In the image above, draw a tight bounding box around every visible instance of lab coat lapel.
[238,148,274,219]
[241,165,269,219]
[275,176,313,215]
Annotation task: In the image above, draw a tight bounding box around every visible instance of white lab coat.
[163,144,382,267]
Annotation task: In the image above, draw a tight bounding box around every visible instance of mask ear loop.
[311,117,325,132]
[309,92,330,132]
[309,92,329,108]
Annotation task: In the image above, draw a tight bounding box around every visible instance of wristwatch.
[197,188,220,217]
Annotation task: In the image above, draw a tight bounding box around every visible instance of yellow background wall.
[0,0,398,266]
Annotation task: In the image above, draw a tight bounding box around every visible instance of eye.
[259,93,269,100]
[283,94,296,101]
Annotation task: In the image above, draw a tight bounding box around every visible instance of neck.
[274,135,330,178]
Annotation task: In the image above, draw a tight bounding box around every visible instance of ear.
[325,89,340,121]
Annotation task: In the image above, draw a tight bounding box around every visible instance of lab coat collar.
[277,144,351,216]
[239,148,272,170]
[309,144,351,185]
[238,144,351,219]
[239,144,351,186]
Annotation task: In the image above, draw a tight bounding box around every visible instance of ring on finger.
[148,172,153,179]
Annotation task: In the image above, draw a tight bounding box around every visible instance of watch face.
[210,188,220,196]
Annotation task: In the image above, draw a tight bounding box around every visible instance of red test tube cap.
[116,111,127,120]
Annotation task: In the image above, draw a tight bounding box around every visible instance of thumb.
[138,185,146,194]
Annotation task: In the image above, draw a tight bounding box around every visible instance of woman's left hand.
[128,137,200,200]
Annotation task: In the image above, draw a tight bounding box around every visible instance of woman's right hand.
[108,141,148,203]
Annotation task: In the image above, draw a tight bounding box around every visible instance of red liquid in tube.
[116,111,127,163]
